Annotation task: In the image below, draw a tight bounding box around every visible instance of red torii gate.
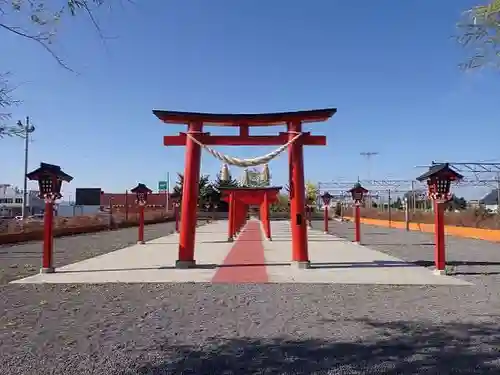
[220,187,281,242]
[154,108,337,269]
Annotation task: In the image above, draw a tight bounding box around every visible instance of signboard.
[75,188,102,206]
[158,180,168,192]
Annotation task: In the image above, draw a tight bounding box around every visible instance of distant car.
[14,216,23,221]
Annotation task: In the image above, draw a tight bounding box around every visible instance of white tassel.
[220,164,230,182]
[261,164,270,185]
[241,168,250,186]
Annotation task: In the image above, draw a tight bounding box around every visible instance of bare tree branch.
[0,0,128,137]
[457,1,500,70]
[0,72,21,137]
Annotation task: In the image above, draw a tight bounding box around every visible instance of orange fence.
[343,217,500,242]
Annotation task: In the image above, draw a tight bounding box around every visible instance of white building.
[0,184,44,217]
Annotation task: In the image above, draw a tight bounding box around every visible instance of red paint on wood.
[212,221,268,283]
[163,133,326,146]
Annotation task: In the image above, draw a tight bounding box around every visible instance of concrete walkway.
[212,220,268,283]
[11,220,472,286]
[264,221,471,286]
[11,221,233,284]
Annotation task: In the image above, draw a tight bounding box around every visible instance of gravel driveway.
[312,219,500,282]
[1,220,500,374]
[0,221,207,285]
[1,283,500,374]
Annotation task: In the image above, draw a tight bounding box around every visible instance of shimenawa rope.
[185,131,302,167]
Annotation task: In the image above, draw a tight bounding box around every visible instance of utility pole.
[360,152,379,207]
[360,151,379,180]
[19,117,35,219]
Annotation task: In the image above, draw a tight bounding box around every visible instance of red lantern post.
[174,202,180,232]
[212,203,218,222]
[131,183,152,245]
[349,183,368,243]
[320,191,333,234]
[204,199,212,223]
[305,201,314,228]
[417,163,463,274]
[170,192,181,233]
[26,163,73,274]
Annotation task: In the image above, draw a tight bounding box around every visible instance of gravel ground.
[1,283,500,374]
[311,219,500,282]
[0,221,207,285]
[1,220,500,374]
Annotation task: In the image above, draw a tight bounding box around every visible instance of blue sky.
[2,0,497,199]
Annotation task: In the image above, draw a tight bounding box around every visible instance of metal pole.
[405,197,410,231]
[388,189,392,227]
[497,173,500,215]
[22,117,30,219]
[166,171,170,212]
[411,180,416,213]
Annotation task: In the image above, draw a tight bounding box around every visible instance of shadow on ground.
[130,318,500,375]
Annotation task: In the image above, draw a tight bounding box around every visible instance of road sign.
[158,180,168,192]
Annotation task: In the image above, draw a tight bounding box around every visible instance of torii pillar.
[261,192,271,240]
[221,187,281,242]
[154,108,337,268]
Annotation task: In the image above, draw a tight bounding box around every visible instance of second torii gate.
[154,108,337,269]
[220,186,282,242]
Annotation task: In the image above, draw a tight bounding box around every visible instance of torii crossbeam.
[154,108,337,269]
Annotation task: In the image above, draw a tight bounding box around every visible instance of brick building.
[100,192,173,212]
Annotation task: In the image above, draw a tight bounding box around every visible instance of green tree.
[448,195,468,211]
[211,173,239,211]
[172,173,212,204]
[270,193,289,213]
[305,181,318,204]
[393,197,403,210]
[457,1,500,69]
[1,1,124,135]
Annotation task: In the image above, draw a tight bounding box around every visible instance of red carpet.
[211,221,268,283]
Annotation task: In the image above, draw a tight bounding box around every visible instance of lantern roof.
[349,182,368,192]
[131,183,152,194]
[26,162,73,182]
[416,163,463,182]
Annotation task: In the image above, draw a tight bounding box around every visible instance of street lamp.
[416,163,463,274]
[26,162,72,273]
[320,191,333,234]
[349,182,368,243]
[131,183,152,245]
[9,117,36,219]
